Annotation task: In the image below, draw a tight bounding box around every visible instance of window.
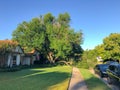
[13,55,17,65]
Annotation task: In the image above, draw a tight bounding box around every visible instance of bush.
[0,66,21,72]
[34,60,41,65]
[20,65,31,69]
[76,60,89,69]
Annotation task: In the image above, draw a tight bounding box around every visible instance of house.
[21,49,40,65]
[0,40,24,68]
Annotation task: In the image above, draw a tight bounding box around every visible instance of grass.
[0,66,72,90]
[80,68,111,90]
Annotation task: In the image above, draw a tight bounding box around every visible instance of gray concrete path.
[68,67,88,90]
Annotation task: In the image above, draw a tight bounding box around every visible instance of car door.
[109,65,119,83]
[114,66,120,84]
[108,65,115,80]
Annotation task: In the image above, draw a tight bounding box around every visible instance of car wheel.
[107,77,112,84]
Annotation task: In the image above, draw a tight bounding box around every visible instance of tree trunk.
[47,52,59,64]
[47,52,54,64]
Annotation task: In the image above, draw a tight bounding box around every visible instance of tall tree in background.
[103,33,120,60]
[81,33,120,69]
[12,13,83,64]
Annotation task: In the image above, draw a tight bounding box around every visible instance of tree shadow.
[22,71,70,90]
[70,80,88,90]
[85,77,111,90]
[70,77,111,90]
[0,69,45,82]
[0,70,70,90]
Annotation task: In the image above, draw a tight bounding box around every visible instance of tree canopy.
[81,33,120,68]
[12,13,83,64]
[103,33,120,60]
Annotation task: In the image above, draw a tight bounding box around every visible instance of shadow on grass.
[85,77,111,90]
[22,71,70,90]
[0,69,45,82]
[71,76,111,90]
[70,77,111,90]
[0,70,70,90]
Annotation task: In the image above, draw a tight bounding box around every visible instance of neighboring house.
[0,40,40,67]
[0,40,24,68]
[21,50,40,65]
[7,45,24,67]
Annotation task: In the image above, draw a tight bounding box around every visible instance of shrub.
[76,60,89,69]
[0,66,21,72]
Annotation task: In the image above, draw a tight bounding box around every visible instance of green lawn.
[80,68,111,90]
[0,66,72,90]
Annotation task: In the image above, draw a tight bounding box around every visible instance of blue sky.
[0,0,120,50]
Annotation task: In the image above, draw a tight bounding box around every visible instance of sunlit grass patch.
[48,79,69,90]
[80,68,111,90]
[0,66,72,90]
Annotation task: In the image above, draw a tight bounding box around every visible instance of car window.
[109,65,115,71]
[100,65,108,70]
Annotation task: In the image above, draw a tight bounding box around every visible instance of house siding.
[0,45,24,68]
[7,54,11,67]
[16,54,20,65]
[22,57,31,65]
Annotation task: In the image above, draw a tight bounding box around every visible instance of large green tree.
[12,17,46,52]
[103,33,120,60]
[12,13,83,64]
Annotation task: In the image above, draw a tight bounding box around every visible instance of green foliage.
[12,18,46,51]
[77,60,89,69]
[43,13,55,24]
[81,50,97,68]
[103,33,120,60]
[12,13,83,64]
[81,33,120,68]
[58,12,70,27]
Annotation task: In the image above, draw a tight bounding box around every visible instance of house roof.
[24,49,39,57]
[28,49,35,54]
[0,39,17,43]
[0,40,18,46]
[0,40,24,54]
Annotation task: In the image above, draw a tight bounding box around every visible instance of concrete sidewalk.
[68,67,88,90]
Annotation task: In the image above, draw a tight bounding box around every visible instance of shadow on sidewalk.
[70,80,87,90]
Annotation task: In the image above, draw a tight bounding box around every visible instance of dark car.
[107,63,120,85]
[103,58,119,65]
[94,64,109,77]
